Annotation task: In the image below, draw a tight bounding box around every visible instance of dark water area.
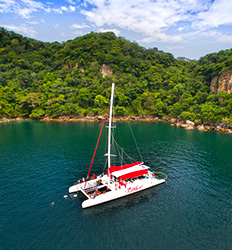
[0,121,231,250]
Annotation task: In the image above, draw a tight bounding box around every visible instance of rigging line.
[113,134,123,164]
[113,138,137,163]
[102,157,108,174]
[113,135,130,165]
[116,139,123,165]
[127,121,143,162]
[112,137,128,166]
[116,146,127,166]
[84,102,110,188]
[119,148,135,163]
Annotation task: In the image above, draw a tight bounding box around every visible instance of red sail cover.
[109,162,148,180]
[108,161,143,174]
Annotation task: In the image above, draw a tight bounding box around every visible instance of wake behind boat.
[69,83,167,208]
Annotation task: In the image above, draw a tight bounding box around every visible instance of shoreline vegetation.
[1,29,232,129]
[1,116,232,134]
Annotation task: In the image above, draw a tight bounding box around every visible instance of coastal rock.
[96,116,104,121]
[0,118,10,122]
[219,122,231,129]
[197,125,205,131]
[205,125,213,131]
[216,125,222,131]
[186,120,195,126]
[179,120,185,125]
[0,117,26,123]
[170,118,177,124]
[180,124,188,128]
[185,125,195,130]
[162,117,169,121]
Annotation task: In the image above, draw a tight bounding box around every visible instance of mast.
[107,83,115,173]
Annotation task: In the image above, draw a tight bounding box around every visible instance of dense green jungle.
[0,27,232,125]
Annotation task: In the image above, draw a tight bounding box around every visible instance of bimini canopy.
[109,162,149,180]
[108,161,143,174]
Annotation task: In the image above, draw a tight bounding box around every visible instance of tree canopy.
[0,27,232,125]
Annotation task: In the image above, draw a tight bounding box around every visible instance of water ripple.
[0,121,232,250]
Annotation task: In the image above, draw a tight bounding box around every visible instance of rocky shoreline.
[0,116,232,134]
[168,118,232,134]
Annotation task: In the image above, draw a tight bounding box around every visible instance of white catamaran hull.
[82,178,165,209]
[69,174,165,208]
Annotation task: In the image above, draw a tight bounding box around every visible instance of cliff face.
[210,70,232,94]
[101,64,113,77]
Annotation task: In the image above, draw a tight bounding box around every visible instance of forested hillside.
[0,27,232,125]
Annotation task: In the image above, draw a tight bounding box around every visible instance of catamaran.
[69,83,167,208]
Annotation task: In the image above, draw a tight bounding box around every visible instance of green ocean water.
[0,121,231,250]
